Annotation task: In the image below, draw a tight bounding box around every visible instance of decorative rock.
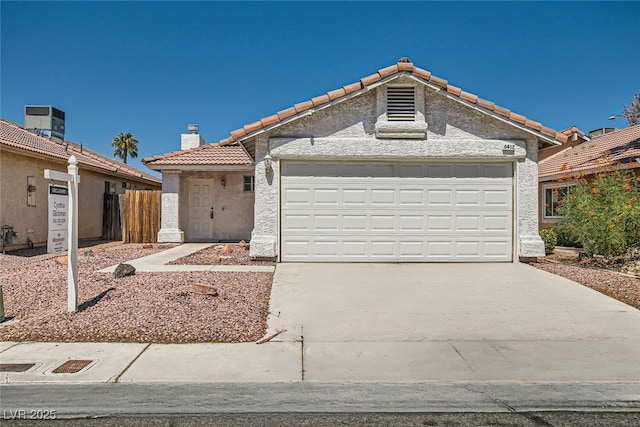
[142,243,154,249]
[193,283,218,296]
[207,255,221,263]
[114,263,136,278]
[221,244,233,254]
[239,240,247,248]
[214,245,224,250]
[93,248,106,254]
[55,256,68,265]
[84,250,95,257]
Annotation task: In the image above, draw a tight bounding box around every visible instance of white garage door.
[281,162,513,262]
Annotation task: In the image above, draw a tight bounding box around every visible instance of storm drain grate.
[0,363,36,373]
[52,359,93,374]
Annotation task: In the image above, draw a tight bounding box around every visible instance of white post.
[44,156,80,312]
[67,156,79,312]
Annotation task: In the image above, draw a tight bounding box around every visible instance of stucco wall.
[0,149,160,248]
[249,81,545,260]
[178,171,255,242]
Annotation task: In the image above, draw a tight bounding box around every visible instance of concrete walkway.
[97,243,275,273]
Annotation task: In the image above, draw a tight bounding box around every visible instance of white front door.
[280,161,513,262]
[188,179,214,241]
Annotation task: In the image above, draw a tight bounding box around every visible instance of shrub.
[539,228,558,255]
[561,169,640,256]
[552,222,582,248]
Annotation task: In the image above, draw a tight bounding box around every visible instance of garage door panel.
[281,161,513,262]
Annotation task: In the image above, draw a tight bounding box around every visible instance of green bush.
[552,222,582,248]
[561,169,640,256]
[539,228,558,255]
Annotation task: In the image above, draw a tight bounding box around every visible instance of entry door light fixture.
[264,153,273,173]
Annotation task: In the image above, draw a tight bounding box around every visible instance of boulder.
[84,250,95,257]
[55,256,68,266]
[114,263,136,278]
[93,248,106,254]
[142,243,154,249]
[239,240,247,248]
[193,283,218,296]
[207,255,221,263]
[221,244,233,254]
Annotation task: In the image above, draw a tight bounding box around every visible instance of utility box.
[25,106,66,142]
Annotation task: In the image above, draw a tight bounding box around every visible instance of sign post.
[44,156,80,312]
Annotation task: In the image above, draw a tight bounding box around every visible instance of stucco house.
[0,119,162,250]
[538,124,640,229]
[144,58,569,262]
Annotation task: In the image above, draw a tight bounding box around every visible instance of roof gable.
[218,57,568,148]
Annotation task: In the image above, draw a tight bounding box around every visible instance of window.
[386,86,415,121]
[544,185,573,218]
[243,176,255,192]
[105,181,116,194]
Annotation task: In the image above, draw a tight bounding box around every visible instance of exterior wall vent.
[387,87,415,121]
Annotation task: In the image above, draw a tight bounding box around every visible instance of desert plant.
[539,228,558,255]
[552,222,582,248]
[561,169,640,256]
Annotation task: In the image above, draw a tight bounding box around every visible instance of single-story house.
[144,57,569,262]
[0,119,162,250]
[539,124,640,229]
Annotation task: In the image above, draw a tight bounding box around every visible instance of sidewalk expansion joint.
[112,343,151,383]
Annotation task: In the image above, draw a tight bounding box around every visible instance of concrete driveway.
[268,263,640,382]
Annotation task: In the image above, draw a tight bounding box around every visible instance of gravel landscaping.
[0,243,273,343]
[168,243,275,266]
[532,251,640,310]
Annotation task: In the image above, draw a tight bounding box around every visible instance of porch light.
[264,154,273,173]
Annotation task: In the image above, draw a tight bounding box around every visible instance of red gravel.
[0,244,273,343]
[168,243,275,266]
[532,260,640,310]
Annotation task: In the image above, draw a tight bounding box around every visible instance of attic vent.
[387,87,415,121]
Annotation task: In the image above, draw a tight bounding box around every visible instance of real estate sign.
[47,184,69,253]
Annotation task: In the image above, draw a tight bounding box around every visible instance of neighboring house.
[144,57,569,262]
[538,124,640,229]
[0,119,162,250]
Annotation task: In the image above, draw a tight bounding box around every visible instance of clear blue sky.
[2,1,638,176]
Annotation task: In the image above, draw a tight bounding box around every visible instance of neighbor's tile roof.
[539,124,640,179]
[142,143,253,166]
[216,57,569,146]
[0,119,161,185]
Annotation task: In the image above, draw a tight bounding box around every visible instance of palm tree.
[111,132,139,164]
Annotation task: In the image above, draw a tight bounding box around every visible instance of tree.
[111,132,139,164]
[622,92,640,126]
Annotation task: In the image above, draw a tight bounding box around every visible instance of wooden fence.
[123,190,161,243]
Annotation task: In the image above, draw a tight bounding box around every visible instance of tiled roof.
[539,124,640,179]
[0,119,161,185]
[143,143,253,166]
[216,57,568,146]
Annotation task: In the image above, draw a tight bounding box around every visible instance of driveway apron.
[267,263,640,382]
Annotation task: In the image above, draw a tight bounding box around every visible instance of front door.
[187,179,214,241]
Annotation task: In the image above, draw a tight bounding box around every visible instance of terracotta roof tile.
[0,119,160,184]
[311,94,331,107]
[210,57,566,148]
[378,64,399,78]
[539,125,640,178]
[428,75,448,88]
[260,114,280,127]
[294,100,314,114]
[446,85,462,97]
[327,88,346,101]
[360,72,382,86]
[276,106,297,121]
[143,143,253,166]
[343,81,362,95]
[243,121,263,134]
[459,91,478,103]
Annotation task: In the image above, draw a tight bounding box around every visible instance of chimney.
[181,124,205,150]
